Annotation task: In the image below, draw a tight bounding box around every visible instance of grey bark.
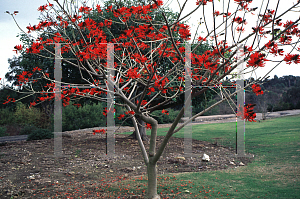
[128,116,149,143]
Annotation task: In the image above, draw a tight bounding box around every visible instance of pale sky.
[1,0,299,88]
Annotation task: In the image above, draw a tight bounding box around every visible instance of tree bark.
[128,116,149,143]
[147,161,160,199]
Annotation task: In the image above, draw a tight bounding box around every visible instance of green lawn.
[108,115,300,198]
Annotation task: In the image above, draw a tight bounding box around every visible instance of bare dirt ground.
[0,123,254,199]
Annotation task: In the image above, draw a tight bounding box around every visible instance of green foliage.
[0,126,8,137]
[0,107,16,126]
[49,101,106,132]
[151,109,180,124]
[27,128,54,141]
[20,124,38,135]
[13,102,50,129]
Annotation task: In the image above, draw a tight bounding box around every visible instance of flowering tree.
[3,0,300,198]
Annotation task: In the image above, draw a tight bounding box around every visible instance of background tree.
[2,0,300,198]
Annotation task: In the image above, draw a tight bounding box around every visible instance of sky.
[1,0,299,88]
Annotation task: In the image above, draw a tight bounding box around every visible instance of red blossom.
[237,104,257,122]
[118,114,125,120]
[197,36,206,42]
[93,129,107,135]
[13,44,22,54]
[102,107,107,116]
[125,110,135,115]
[79,6,92,14]
[284,54,300,65]
[162,109,169,115]
[3,96,16,104]
[38,4,48,12]
[177,23,191,40]
[279,35,292,44]
[26,42,44,54]
[233,17,246,24]
[29,102,36,108]
[137,100,148,106]
[96,5,102,13]
[146,123,152,129]
[236,26,245,32]
[214,11,220,16]
[252,26,264,34]
[252,84,263,95]
[247,52,268,67]
[147,87,155,95]
[126,68,141,79]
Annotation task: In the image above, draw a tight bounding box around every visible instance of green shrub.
[0,107,16,126]
[14,102,50,129]
[151,109,180,124]
[27,128,54,141]
[0,126,8,137]
[49,101,107,131]
[20,125,38,135]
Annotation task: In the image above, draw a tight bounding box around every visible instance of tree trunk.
[128,116,149,143]
[147,161,160,199]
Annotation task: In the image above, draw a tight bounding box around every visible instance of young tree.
[3,0,300,198]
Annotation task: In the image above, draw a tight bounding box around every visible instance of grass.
[107,115,300,198]
[9,115,298,198]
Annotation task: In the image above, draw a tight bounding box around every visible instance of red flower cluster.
[279,35,292,44]
[284,54,300,65]
[125,110,135,115]
[197,36,206,42]
[162,109,169,115]
[233,17,246,24]
[16,71,33,87]
[3,96,16,104]
[237,104,256,122]
[126,68,141,79]
[137,100,148,106]
[177,23,191,40]
[154,76,169,91]
[38,4,48,12]
[147,87,155,95]
[79,6,92,14]
[252,84,263,95]
[265,41,284,56]
[118,114,125,120]
[93,129,107,135]
[146,123,152,129]
[283,20,299,36]
[26,42,44,54]
[13,45,22,54]
[261,9,275,24]
[247,52,268,67]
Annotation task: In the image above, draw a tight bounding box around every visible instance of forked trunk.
[147,161,160,199]
[128,116,149,142]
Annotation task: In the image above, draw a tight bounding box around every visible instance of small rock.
[28,175,35,180]
[229,161,235,165]
[124,174,128,178]
[239,162,245,166]
[202,153,210,162]
[109,169,113,173]
[137,166,141,169]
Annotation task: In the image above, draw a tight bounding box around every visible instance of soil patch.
[0,126,254,198]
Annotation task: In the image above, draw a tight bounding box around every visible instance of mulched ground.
[0,124,254,198]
